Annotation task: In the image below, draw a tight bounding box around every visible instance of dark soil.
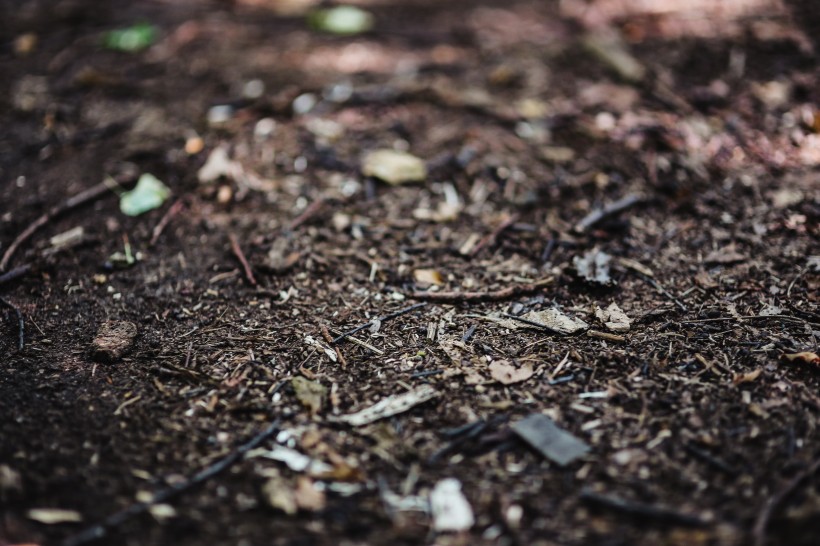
[1,1,818,545]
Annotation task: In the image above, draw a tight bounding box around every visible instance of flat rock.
[91,321,138,363]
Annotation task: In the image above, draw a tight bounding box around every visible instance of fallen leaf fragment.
[704,245,746,265]
[489,360,534,385]
[292,376,326,416]
[104,23,157,52]
[594,302,631,332]
[413,268,444,286]
[733,368,763,385]
[782,352,820,366]
[503,308,589,335]
[26,508,83,524]
[335,385,438,426]
[511,413,590,466]
[120,173,171,217]
[294,476,326,511]
[430,478,474,532]
[308,5,374,35]
[574,249,615,286]
[362,149,427,185]
[91,321,138,363]
[262,475,297,515]
[247,444,332,476]
[197,145,241,184]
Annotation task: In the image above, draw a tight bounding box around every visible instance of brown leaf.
[294,476,326,512]
[489,360,534,385]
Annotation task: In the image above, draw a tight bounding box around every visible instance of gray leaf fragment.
[574,249,615,286]
[511,413,590,466]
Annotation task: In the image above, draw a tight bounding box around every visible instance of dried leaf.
[262,475,297,515]
[197,145,241,184]
[334,385,438,426]
[362,149,427,185]
[704,245,746,265]
[503,308,589,336]
[294,476,326,511]
[489,360,534,385]
[594,302,632,333]
[511,413,590,466]
[430,478,474,532]
[91,321,138,363]
[292,376,326,415]
[574,249,615,286]
[27,508,83,524]
[247,444,332,475]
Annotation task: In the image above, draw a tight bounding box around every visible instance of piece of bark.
[91,321,138,363]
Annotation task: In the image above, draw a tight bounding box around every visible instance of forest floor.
[1,1,818,545]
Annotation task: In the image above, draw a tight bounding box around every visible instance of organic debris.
[334,386,438,426]
[430,478,474,532]
[90,321,138,363]
[594,302,631,332]
[119,174,170,217]
[361,149,427,185]
[511,414,590,466]
[574,249,615,286]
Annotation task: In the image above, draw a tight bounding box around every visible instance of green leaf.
[120,173,170,217]
[104,23,158,52]
[308,6,374,36]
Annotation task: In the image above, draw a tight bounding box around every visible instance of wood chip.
[511,413,590,466]
[91,321,138,363]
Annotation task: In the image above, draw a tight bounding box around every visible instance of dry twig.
[61,419,284,546]
[411,277,554,304]
[1,180,113,271]
[332,302,427,344]
[753,454,820,546]
[149,198,185,246]
[229,233,257,286]
[470,213,519,257]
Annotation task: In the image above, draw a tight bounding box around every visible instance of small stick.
[287,197,326,231]
[149,199,185,246]
[580,488,710,527]
[0,296,24,350]
[680,315,812,326]
[0,263,31,286]
[321,324,347,367]
[60,418,284,546]
[229,233,256,286]
[641,274,687,312]
[684,443,738,477]
[328,328,384,355]
[753,455,820,546]
[471,213,519,257]
[411,277,554,304]
[1,180,113,271]
[574,194,643,233]
[331,302,427,344]
[586,330,626,343]
[502,313,564,335]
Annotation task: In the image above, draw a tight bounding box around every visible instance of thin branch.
[0,296,24,350]
[60,419,284,546]
[753,454,820,546]
[149,199,185,246]
[1,180,113,271]
[287,197,326,231]
[471,213,519,257]
[332,302,427,344]
[0,263,31,286]
[580,488,710,527]
[574,194,644,233]
[229,233,257,286]
[410,277,554,304]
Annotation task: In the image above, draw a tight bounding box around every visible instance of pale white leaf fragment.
[594,302,632,332]
[362,149,427,185]
[335,385,438,426]
[430,478,474,532]
[27,508,83,524]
